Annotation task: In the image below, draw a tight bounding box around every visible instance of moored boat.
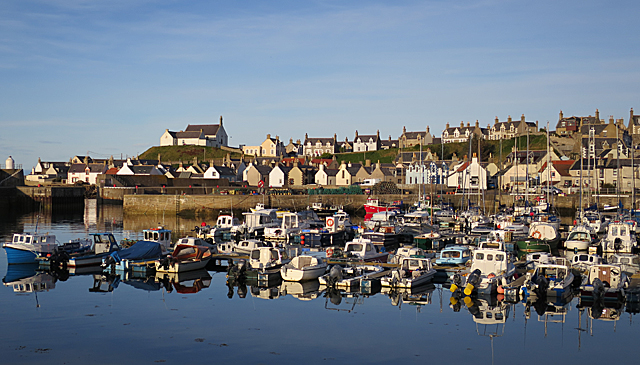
[155,244,212,273]
[381,257,436,288]
[280,254,327,281]
[3,232,57,265]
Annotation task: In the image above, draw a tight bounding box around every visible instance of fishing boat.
[101,240,165,273]
[230,208,281,240]
[280,254,327,281]
[141,226,172,252]
[234,239,269,255]
[600,221,637,254]
[3,232,58,265]
[516,222,560,252]
[580,264,628,302]
[195,215,240,242]
[606,253,640,276]
[342,238,389,263]
[450,240,515,296]
[435,245,472,266]
[390,246,426,264]
[154,244,212,273]
[318,264,384,289]
[363,197,402,214]
[264,210,321,241]
[564,225,598,252]
[51,233,121,268]
[175,236,217,251]
[380,257,436,288]
[525,263,575,298]
[249,247,291,271]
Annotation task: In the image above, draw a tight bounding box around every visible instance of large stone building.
[441,121,488,143]
[487,114,538,140]
[399,126,433,148]
[303,134,339,156]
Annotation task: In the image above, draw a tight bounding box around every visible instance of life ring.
[532,230,542,239]
[326,217,335,227]
[326,247,334,257]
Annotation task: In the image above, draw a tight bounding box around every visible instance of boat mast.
[616,123,621,217]
[546,122,551,207]
[580,137,584,221]
[526,122,530,206]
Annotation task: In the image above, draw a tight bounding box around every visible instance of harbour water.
[1,201,639,364]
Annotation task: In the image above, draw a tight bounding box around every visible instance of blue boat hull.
[3,246,38,265]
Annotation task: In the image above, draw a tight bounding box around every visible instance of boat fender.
[326,247,334,258]
[497,285,504,294]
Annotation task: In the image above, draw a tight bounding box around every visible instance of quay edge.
[121,191,639,217]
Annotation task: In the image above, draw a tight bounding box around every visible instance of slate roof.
[185,124,220,137]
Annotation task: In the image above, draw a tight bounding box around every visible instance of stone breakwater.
[121,191,638,217]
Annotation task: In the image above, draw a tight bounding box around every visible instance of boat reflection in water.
[89,269,212,294]
[381,283,436,309]
[459,294,512,363]
[279,280,322,301]
[3,264,56,307]
[524,290,575,337]
[155,269,212,294]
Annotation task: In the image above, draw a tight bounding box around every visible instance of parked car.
[540,185,562,195]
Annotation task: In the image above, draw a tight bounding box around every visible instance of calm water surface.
[1,201,638,364]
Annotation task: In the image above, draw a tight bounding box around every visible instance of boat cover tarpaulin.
[109,241,162,263]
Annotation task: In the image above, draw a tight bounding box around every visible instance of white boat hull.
[281,265,327,282]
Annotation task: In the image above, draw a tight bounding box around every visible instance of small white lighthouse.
[5,156,15,169]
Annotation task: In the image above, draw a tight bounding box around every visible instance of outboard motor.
[534,275,549,298]
[102,255,116,269]
[328,265,343,287]
[450,273,463,293]
[464,269,482,296]
[592,277,605,300]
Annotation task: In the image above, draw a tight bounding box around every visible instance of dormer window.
[510,125,514,132]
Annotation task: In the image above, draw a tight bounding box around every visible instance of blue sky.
[2,0,640,170]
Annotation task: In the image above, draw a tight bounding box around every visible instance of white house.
[405,161,448,185]
[116,165,163,176]
[68,163,108,185]
[446,154,487,190]
[204,165,236,181]
[160,116,229,148]
[269,165,293,188]
[353,130,380,152]
[314,164,338,186]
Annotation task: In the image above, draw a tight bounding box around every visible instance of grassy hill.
[139,146,242,165]
[330,133,552,165]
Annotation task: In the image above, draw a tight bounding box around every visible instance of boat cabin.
[89,233,120,255]
[10,232,56,246]
[571,253,603,268]
[399,257,433,272]
[602,222,637,253]
[344,238,383,259]
[249,247,290,270]
[435,245,472,265]
[471,249,511,275]
[143,227,172,252]
[235,239,268,254]
[216,215,240,228]
[243,209,280,228]
[586,264,627,289]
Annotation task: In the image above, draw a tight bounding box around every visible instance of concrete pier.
[122,190,640,217]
